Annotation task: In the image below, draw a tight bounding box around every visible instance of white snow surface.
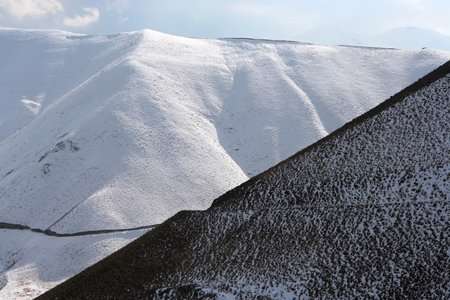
[0,27,449,298]
[0,229,144,299]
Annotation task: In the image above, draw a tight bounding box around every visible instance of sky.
[0,0,449,50]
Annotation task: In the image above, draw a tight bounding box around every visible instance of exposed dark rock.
[38,140,80,163]
[42,163,51,175]
[2,169,14,178]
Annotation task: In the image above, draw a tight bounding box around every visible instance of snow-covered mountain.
[0,27,449,298]
[38,61,450,300]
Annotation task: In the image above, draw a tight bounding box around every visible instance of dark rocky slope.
[38,61,450,299]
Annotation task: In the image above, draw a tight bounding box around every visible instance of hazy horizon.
[0,1,449,49]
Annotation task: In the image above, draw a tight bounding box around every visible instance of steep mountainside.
[39,61,450,299]
[1,28,449,232]
[0,27,449,298]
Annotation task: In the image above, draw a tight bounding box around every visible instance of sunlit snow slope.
[0,28,449,298]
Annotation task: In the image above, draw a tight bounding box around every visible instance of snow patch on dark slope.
[0,27,449,298]
[38,61,450,299]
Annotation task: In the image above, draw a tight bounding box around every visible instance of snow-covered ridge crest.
[0,28,449,299]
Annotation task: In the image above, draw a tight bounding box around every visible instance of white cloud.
[0,0,63,18]
[63,7,99,28]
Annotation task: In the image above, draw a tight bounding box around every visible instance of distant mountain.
[38,61,450,300]
[299,26,450,52]
[0,28,449,298]
[375,27,450,51]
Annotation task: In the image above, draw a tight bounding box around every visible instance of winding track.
[0,222,158,237]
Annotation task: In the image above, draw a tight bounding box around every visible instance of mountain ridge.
[213,59,450,208]
[37,59,450,300]
[1,28,449,298]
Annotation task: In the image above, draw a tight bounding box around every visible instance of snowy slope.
[0,229,145,299]
[38,61,450,300]
[1,28,448,232]
[0,28,449,298]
